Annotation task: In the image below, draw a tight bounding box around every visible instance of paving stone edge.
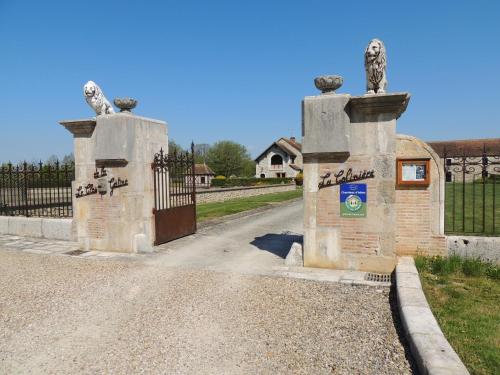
[396,256,470,375]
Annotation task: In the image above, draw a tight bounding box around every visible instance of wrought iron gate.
[444,146,500,235]
[152,144,196,245]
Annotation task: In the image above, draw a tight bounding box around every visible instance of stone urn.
[114,97,138,112]
[314,75,343,94]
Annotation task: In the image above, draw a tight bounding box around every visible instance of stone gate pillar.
[60,111,168,253]
[302,89,410,272]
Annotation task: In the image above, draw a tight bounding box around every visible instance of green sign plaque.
[340,183,367,218]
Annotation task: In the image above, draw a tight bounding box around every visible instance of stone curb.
[0,216,73,241]
[396,257,470,375]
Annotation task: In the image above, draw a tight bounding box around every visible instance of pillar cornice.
[348,93,411,120]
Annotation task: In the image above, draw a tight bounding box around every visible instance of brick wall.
[395,189,446,256]
[396,190,432,255]
[315,161,389,257]
[395,135,447,256]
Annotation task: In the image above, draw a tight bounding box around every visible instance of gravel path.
[0,201,415,374]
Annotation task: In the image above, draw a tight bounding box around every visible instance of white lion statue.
[364,39,387,94]
[83,81,115,115]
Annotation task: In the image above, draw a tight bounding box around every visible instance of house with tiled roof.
[427,138,500,158]
[187,163,215,188]
[254,137,303,178]
[427,138,500,182]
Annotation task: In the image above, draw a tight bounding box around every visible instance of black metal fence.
[0,162,74,217]
[444,148,500,235]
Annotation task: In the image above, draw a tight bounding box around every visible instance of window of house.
[260,174,265,178]
[201,176,206,184]
[271,154,283,166]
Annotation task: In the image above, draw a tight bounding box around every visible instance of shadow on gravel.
[250,232,303,258]
[389,274,419,374]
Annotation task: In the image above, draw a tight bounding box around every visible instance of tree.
[241,158,256,177]
[194,143,211,164]
[205,141,252,177]
[45,154,59,166]
[62,153,74,165]
[168,140,185,154]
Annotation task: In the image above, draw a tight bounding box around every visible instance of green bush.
[415,254,499,280]
[447,255,463,273]
[485,264,500,280]
[414,255,428,272]
[430,256,449,275]
[295,172,303,186]
[211,177,294,188]
[415,255,463,276]
[462,258,486,277]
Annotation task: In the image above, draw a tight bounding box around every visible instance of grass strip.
[196,188,302,222]
[415,255,500,375]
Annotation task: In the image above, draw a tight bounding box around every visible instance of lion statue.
[364,39,387,94]
[83,81,115,115]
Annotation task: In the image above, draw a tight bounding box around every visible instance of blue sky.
[0,0,499,163]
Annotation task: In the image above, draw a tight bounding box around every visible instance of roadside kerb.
[396,256,469,375]
[0,216,73,241]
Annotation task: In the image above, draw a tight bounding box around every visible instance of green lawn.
[196,188,302,222]
[445,181,500,235]
[415,256,500,375]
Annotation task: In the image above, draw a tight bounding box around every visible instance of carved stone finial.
[364,39,387,94]
[83,81,115,115]
[113,98,138,113]
[314,75,343,94]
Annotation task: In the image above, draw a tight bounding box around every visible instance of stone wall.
[0,216,73,241]
[196,184,297,204]
[0,185,296,241]
[447,235,500,264]
[395,135,446,256]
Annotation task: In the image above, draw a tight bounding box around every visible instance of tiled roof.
[254,142,290,161]
[427,138,500,157]
[282,138,302,151]
[194,164,215,175]
[254,137,302,162]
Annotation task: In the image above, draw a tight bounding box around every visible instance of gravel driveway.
[0,201,415,374]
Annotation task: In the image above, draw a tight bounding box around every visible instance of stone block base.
[0,216,74,241]
[304,252,396,273]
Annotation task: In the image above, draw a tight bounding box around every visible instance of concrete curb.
[0,216,73,241]
[396,257,469,375]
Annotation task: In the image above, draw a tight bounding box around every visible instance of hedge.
[211,177,294,188]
